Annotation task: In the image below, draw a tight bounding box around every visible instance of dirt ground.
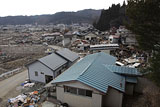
[0,45,47,73]
[0,54,45,71]
[123,77,160,107]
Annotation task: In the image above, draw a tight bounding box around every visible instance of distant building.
[85,33,97,41]
[109,35,120,44]
[77,43,90,51]
[90,44,119,54]
[62,32,77,46]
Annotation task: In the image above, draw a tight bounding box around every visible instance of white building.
[109,35,120,44]
[51,52,141,107]
[26,48,79,83]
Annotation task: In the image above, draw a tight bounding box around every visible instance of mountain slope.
[93,3,128,31]
[0,9,101,25]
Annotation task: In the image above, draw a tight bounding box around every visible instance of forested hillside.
[93,2,127,31]
[0,9,101,25]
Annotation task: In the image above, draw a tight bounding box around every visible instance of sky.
[0,0,126,17]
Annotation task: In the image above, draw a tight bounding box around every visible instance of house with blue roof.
[51,52,141,107]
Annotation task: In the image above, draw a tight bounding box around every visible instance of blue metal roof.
[105,65,141,76]
[52,52,126,93]
[125,76,137,83]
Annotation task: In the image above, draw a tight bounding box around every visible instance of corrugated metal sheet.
[38,53,67,71]
[105,65,141,76]
[52,53,99,83]
[56,48,79,62]
[52,52,125,93]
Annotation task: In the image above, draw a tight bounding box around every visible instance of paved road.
[0,70,28,98]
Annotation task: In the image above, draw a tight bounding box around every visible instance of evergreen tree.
[94,3,127,31]
[126,0,160,86]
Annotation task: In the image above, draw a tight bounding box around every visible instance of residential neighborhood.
[51,52,141,107]
[0,22,153,107]
[0,0,159,107]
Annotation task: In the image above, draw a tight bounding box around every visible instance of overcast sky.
[0,0,126,17]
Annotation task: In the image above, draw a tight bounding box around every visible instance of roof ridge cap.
[103,64,114,73]
[79,53,99,76]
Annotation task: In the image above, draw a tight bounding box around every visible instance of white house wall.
[56,81,102,107]
[28,61,54,83]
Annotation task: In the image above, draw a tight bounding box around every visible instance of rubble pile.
[7,81,46,107]
[112,46,148,68]
[8,91,40,107]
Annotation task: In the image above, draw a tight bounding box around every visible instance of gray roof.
[56,48,79,62]
[38,53,67,71]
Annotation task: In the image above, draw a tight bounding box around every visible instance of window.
[86,90,92,97]
[70,87,77,94]
[41,72,44,74]
[64,86,77,94]
[64,86,92,97]
[64,86,70,92]
[35,71,38,76]
[86,38,89,40]
[78,88,86,96]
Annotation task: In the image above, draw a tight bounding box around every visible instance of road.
[0,70,28,98]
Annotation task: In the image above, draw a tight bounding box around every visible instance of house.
[77,43,90,51]
[26,48,79,83]
[72,39,90,52]
[62,32,77,46]
[109,35,120,44]
[51,52,141,107]
[85,33,97,41]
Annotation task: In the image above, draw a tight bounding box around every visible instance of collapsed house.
[42,32,63,44]
[51,52,141,107]
[26,48,79,83]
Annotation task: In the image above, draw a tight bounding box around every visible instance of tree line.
[93,2,127,31]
